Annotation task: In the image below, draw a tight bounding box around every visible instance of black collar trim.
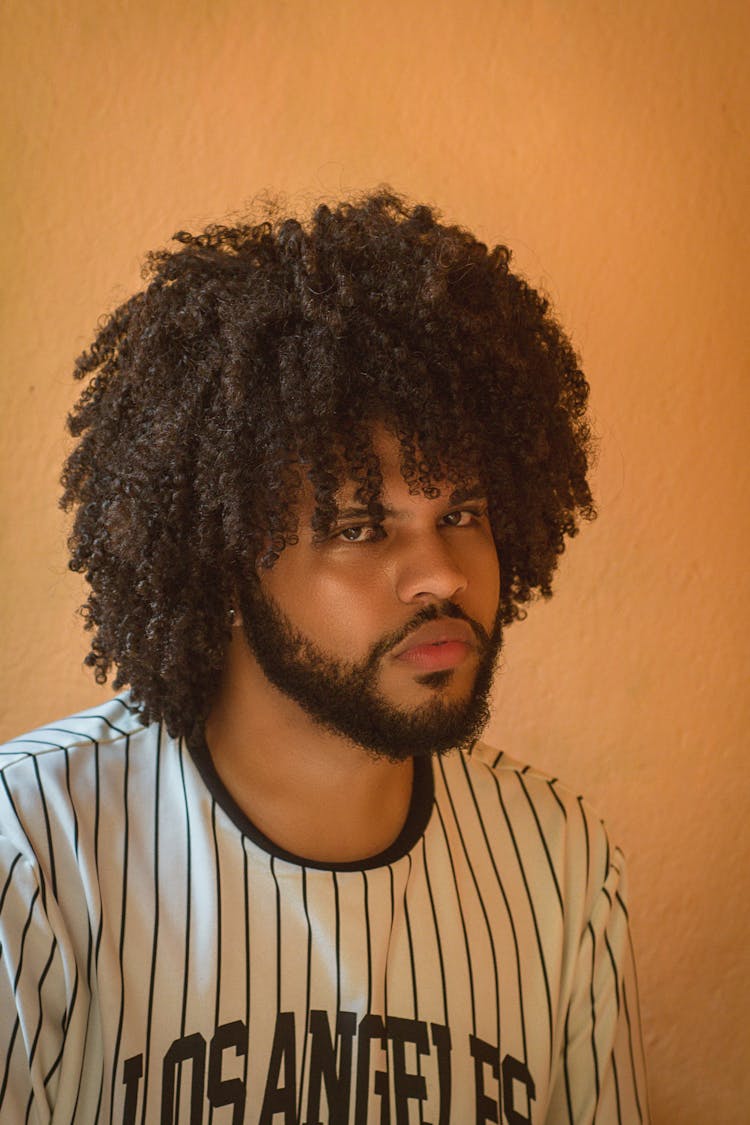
[187,735,435,872]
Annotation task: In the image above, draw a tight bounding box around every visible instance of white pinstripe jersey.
[0,694,649,1124]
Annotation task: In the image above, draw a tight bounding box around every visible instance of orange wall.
[1,2,748,1120]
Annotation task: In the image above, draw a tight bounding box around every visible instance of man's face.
[238,428,502,761]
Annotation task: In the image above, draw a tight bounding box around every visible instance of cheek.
[257,553,312,630]
[470,547,502,630]
[260,554,387,650]
[467,535,501,593]
[306,569,388,634]
[489,545,502,597]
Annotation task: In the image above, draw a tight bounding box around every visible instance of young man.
[0,190,649,1123]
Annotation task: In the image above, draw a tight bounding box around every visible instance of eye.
[442,506,488,527]
[335,524,385,543]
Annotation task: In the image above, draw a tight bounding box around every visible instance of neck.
[203,629,415,863]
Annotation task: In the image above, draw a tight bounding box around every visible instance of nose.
[393,530,469,604]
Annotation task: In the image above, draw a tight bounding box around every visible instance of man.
[0,190,649,1123]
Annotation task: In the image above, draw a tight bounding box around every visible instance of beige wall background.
[1,1,748,1120]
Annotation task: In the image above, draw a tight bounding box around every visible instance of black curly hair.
[61,188,595,739]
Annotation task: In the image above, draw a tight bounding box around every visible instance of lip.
[392,620,477,670]
[395,639,474,671]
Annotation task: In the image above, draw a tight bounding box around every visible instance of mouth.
[387,613,482,675]
[393,637,475,672]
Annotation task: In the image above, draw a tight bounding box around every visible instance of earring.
[228,607,237,625]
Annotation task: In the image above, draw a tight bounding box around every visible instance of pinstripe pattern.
[0,695,649,1123]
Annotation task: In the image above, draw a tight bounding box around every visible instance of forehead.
[296,423,483,518]
[367,422,480,491]
[370,424,411,477]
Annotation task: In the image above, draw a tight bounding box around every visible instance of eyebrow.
[333,484,487,523]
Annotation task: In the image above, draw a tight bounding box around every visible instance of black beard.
[238,582,503,763]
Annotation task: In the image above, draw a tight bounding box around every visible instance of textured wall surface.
[1,1,748,1120]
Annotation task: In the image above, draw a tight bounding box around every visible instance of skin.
[205,427,501,863]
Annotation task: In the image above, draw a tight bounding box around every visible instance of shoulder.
[443,737,599,825]
[0,694,156,852]
[1,693,147,758]
[436,740,617,910]
[0,693,150,782]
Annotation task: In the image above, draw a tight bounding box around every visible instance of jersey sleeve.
[0,835,82,1124]
[547,844,651,1124]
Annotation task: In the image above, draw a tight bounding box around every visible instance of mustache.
[368,602,491,665]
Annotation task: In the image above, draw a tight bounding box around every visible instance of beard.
[237,581,503,763]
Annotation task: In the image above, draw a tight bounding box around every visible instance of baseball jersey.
[0,694,649,1124]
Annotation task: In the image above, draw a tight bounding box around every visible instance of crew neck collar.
[187,734,436,872]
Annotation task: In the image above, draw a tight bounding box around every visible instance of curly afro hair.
[61,187,595,739]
